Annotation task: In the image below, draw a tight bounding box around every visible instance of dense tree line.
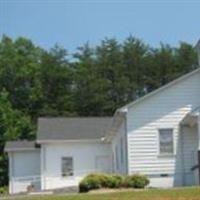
[0,35,198,186]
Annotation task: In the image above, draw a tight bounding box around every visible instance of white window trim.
[157,128,175,157]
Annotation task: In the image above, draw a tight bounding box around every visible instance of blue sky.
[1,0,200,52]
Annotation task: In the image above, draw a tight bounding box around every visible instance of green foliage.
[0,186,8,195]
[79,173,119,192]
[0,89,34,186]
[79,174,102,192]
[124,174,149,188]
[0,34,198,187]
[79,173,149,192]
[106,175,124,188]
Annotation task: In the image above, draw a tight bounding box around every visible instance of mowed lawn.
[4,187,200,200]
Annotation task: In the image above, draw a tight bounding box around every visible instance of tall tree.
[0,36,43,117]
[174,42,198,75]
[73,43,105,116]
[95,38,130,114]
[122,36,149,99]
[144,43,176,92]
[39,45,74,116]
[0,90,34,186]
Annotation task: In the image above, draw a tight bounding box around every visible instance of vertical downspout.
[8,152,13,194]
[124,111,129,175]
[40,145,43,190]
[40,145,46,190]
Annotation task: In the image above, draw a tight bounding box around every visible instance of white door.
[95,156,111,173]
[182,126,199,186]
[192,151,199,185]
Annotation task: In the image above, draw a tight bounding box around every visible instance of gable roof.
[4,141,39,152]
[37,117,112,141]
[119,68,200,112]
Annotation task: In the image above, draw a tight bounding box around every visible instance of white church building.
[5,43,200,194]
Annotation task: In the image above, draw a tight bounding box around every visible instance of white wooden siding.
[127,71,200,187]
[41,141,111,190]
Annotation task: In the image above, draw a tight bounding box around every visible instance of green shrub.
[106,175,124,188]
[0,186,8,195]
[79,173,122,192]
[95,173,110,188]
[79,174,102,192]
[79,179,90,192]
[79,173,149,192]
[124,174,149,188]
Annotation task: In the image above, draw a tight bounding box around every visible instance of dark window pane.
[159,129,173,155]
[61,157,73,177]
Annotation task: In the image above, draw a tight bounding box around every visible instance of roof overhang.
[181,107,200,127]
[5,147,40,153]
[104,108,127,142]
[4,141,40,153]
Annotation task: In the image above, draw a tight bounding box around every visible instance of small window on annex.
[61,157,73,177]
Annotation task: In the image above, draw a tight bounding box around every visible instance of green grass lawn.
[4,187,200,200]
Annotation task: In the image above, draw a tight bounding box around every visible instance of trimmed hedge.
[79,173,149,192]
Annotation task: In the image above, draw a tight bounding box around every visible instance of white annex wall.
[126,71,200,187]
[111,118,127,175]
[9,150,40,194]
[41,141,112,190]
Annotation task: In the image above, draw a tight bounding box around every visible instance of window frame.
[61,156,74,177]
[158,128,174,157]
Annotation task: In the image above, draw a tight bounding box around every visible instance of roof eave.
[36,138,106,144]
[5,147,40,153]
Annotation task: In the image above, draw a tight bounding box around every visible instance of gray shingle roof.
[4,141,39,152]
[37,117,113,141]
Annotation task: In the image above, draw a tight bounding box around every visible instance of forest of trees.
[0,35,198,186]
